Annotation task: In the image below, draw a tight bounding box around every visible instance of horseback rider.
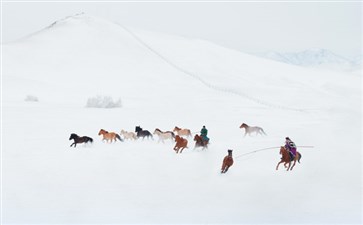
[200,125,210,145]
[285,137,297,160]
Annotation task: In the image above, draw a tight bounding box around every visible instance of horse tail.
[298,152,302,163]
[89,137,93,143]
[261,128,267,135]
[116,134,124,142]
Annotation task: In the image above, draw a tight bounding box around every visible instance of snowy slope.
[256,48,359,71]
[2,14,361,224]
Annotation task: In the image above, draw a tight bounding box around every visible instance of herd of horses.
[69,123,302,172]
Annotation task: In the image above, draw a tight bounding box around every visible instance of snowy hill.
[256,48,359,71]
[2,14,361,224]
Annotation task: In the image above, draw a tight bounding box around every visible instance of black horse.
[135,126,153,140]
[69,133,93,147]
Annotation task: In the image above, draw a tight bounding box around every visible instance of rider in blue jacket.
[200,125,210,144]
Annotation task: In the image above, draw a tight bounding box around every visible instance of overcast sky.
[1,1,362,58]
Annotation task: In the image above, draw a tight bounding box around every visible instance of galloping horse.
[69,133,93,147]
[153,128,175,143]
[193,134,208,149]
[174,135,188,153]
[221,150,234,173]
[135,126,153,140]
[276,146,302,171]
[120,129,137,140]
[98,129,123,143]
[173,126,192,137]
[239,123,266,136]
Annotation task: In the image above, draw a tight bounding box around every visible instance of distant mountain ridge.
[255,48,361,71]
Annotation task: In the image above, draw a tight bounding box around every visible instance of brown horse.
[173,126,192,137]
[98,129,123,143]
[173,135,188,153]
[276,146,302,171]
[239,123,266,136]
[193,134,208,149]
[221,150,234,173]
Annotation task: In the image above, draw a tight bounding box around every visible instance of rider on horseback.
[200,125,210,145]
[285,137,297,160]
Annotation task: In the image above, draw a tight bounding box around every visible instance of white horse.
[173,126,192,138]
[120,129,137,140]
[153,128,175,143]
[239,123,266,136]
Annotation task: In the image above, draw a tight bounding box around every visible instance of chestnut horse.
[221,150,234,173]
[98,129,123,143]
[276,146,302,171]
[173,126,192,137]
[193,134,208,149]
[173,135,188,153]
[239,123,266,136]
[69,133,93,147]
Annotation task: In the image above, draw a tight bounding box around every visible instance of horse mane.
[280,146,289,159]
[155,128,162,132]
[70,133,78,138]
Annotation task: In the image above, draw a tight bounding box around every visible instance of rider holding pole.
[285,137,297,160]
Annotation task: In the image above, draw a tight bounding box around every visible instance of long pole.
[234,146,314,159]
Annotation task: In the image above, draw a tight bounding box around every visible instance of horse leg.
[290,161,296,170]
[276,161,283,170]
[221,163,226,173]
[290,159,297,170]
[286,162,291,171]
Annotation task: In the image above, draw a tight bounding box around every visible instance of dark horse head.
[135,126,143,133]
[69,133,79,140]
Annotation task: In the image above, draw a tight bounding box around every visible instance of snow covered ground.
[1,14,361,224]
